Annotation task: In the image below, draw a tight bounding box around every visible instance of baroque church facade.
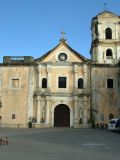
[0,11,120,128]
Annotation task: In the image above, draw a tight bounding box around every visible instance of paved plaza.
[0,128,120,160]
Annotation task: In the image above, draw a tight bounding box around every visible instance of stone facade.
[0,11,120,128]
[91,11,120,124]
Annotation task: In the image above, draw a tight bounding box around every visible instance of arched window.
[105,28,112,39]
[94,23,98,35]
[42,78,47,88]
[106,49,113,58]
[78,78,84,89]
[12,114,15,119]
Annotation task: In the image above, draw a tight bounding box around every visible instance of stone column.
[74,96,78,125]
[41,100,46,123]
[70,109,74,127]
[74,65,78,93]
[51,110,54,127]
[83,97,88,124]
[83,109,87,124]
[46,96,50,125]
[37,100,41,123]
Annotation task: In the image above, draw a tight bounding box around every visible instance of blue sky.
[0,0,120,62]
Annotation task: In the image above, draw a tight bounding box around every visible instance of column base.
[74,123,92,128]
[32,123,51,128]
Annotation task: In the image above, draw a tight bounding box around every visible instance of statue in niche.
[41,107,45,123]
[79,107,83,124]
[41,101,46,123]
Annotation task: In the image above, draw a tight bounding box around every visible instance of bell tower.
[90,11,120,64]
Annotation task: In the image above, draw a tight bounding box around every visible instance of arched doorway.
[54,104,70,127]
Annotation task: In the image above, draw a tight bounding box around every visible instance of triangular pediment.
[35,40,88,63]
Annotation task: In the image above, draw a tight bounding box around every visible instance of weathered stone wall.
[0,66,32,127]
[33,62,91,128]
[91,65,120,123]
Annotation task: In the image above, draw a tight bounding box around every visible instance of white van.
[108,119,120,131]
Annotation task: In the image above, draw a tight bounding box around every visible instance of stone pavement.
[0,128,120,160]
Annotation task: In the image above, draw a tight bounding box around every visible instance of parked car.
[108,118,120,131]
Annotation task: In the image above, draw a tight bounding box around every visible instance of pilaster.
[51,110,54,127]
[83,64,87,89]
[37,100,41,123]
[74,96,78,125]
[46,96,51,125]
[83,96,88,124]
[74,64,78,93]
[37,65,42,88]
[47,64,51,92]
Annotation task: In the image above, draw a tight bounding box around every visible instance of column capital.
[46,96,51,100]
[74,70,77,74]
[37,65,42,73]
[37,96,42,101]
[37,99,41,102]
[38,69,41,73]
[47,66,51,73]
[83,64,87,68]
[36,64,42,72]
[83,96,88,101]
[74,96,78,100]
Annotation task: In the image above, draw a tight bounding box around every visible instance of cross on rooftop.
[104,2,108,11]
[59,31,67,42]
[61,31,66,40]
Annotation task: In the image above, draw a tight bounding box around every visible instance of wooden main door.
[54,104,70,127]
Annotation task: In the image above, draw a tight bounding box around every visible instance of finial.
[61,31,66,39]
[104,2,108,11]
[59,31,67,42]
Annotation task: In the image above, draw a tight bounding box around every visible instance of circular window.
[58,53,67,61]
